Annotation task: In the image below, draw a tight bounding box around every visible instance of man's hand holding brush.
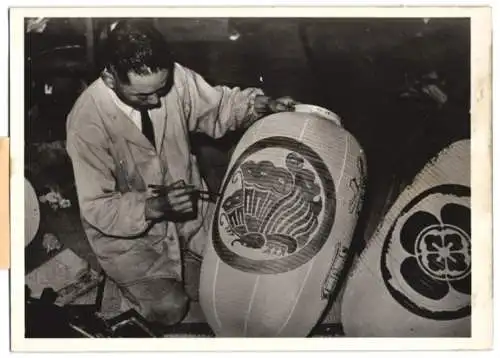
[145,180,196,222]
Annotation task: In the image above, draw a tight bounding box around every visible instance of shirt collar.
[104,80,138,118]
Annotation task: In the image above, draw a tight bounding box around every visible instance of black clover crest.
[399,203,471,300]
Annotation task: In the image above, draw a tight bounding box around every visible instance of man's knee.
[148,280,189,326]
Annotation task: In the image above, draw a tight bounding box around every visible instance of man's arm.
[179,65,265,138]
[66,131,151,238]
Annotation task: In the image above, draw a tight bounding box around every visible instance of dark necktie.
[140,109,156,149]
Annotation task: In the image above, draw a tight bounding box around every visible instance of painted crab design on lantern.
[220,152,323,258]
[382,184,471,320]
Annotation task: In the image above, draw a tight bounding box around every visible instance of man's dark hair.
[101,19,174,84]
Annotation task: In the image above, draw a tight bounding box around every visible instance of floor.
[25,212,344,337]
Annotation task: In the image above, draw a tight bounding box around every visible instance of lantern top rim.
[294,104,342,126]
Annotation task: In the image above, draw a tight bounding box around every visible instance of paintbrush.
[195,190,221,203]
[148,183,221,203]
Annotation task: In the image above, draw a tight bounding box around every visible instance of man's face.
[113,68,172,110]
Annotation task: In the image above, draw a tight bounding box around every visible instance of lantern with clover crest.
[341,139,471,337]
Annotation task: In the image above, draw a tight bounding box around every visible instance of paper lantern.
[25,178,40,247]
[340,139,470,337]
[199,104,367,337]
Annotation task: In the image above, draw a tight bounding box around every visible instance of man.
[66,19,297,327]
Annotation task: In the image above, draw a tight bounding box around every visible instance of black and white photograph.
[9,6,492,351]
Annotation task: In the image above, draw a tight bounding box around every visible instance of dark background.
[24,16,470,287]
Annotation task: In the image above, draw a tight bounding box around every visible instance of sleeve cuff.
[248,89,266,118]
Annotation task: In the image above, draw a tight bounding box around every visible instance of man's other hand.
[254,95,299,116]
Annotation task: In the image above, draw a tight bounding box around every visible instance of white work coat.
[66,63,263,291]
